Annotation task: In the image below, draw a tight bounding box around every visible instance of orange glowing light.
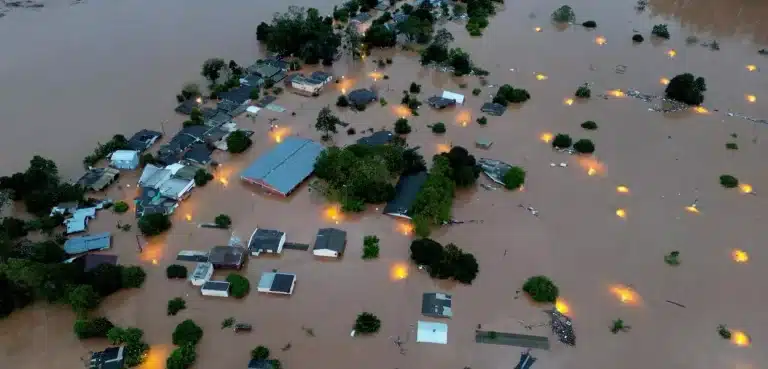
[152,259,158,265]
[616,185,629,193]
[693,106,709,114]
[588,167,597,176]
[685,205,700,214]
[609,89,625,97]
[219,177,229,186]
[739,184,753,194]
[393,104,412,118]
[539,132,553,143]
[534,27,542,32]
[368,71,384,80]
[456,110,471,126]
[732,249,749,263]
[436,143,451,153]
[615,209,627,218]
[578,156,605,176]
[660,77,670,85]
[185,214,192,221]
[595,36,607,45]
[667,49,676,58]
[390,263,409,280]
[731,331,751,347]
[139,345,171,369]
[564,98,574,106]
[610,285,638,304]
[555,299,570,315]
[746,94,756,103]
[324,205,342,223]
[535,73,548,81]
[746,65,757,72]
[398,222,414,236]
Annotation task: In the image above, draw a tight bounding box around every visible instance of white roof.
[157,178,194,199]
[111,150,139,161]
[246,106,261,114]
[139,164,173,188]
[441,91,465,105]
[416,321,448,344]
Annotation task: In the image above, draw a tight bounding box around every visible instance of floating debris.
[615,65,627,74]
[544,309,575,345]
[665,300,686,308]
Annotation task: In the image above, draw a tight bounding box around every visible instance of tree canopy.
[411,155,454,237]
[138,213,171,236]
[257,7,341,65]
[502,166,526,190]
[0,156,85,216]
[226,273,250,298]
[227,131,252,153]
[438,146,481,187]
[363,24,397,48]
[409,238,479,284]
[354,312,381,334]
[172,320,204,346]
[315,107,341,140]
[493,84,531,105]
[522,275,559,303]
[665,73,706,105]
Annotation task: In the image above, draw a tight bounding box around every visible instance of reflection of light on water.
[436,143,451,153]
[152,259,158,265]
[615,209,627,218]
[746,65,757,72]
[685,205,700,214]
[270,127,290,143]
[616,186,629,193]
[368,71,384,80]
[535,73,548,81]
[739,184,753,194]
[610,285,639,304]
[555,298,570,315]
[393,105,412,118]
[587,167,597,176]
[397,222,413,236]
[732,249,749,263]
[564,98,574,106]
[660,77,670,85]
[609,89,625,97]
[390,263,409,280]
[185,214,192,221]
[539,132,553,143]
[534,27,542,32]
[595,36,607,45]
[731,331,751,347]
[456,110,471,126]
[341,88,346,94]
[139,345,171,369]
[693,106,709,114]
[219,177,229,186]
[577,156,604,176]
[667,49,676,58]
[746,94,756,103]
[324,205,342,223]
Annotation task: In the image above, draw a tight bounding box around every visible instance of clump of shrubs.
[632,34,644,43]
[502,167,526,190]
[226,273,250,299]
[581,121,598,130]
[410,238,479,284]
[522,275,559,303]
[665,73,706,105]
[347,127,356,135]
[573,139,595,154]
[354,312,382,334]
[432,122,446,134]
[719,174,739,188]
[362,235,380,260]
[167,297,186,316]
[493,84,531,106]
[336,95,350,107]
[113,201,129,213]
[394,118,412,134]
[582,20,597,28]
[214,214,232,229]
[476,116,488,125]
[472,88,482,96]
[575,84,591,98]
[552,133,573,149]
[409,82,421,93]
[166,264,188,279]
[194,169,214,186]
[725,142,738,150]
[74,317,114,339]
[551,5,575,23]
[651,24,670,39]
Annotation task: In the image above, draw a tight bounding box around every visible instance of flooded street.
[1,0,767,368]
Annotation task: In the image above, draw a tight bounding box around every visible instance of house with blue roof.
[240,137,324,196]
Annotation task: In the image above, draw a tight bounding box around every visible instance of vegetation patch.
[251,346,270,360]
[316,107,342,140]
[522,275,559,303]
[194,169,214,186]
[477,116,488,125]
[336,95,350,107]
[256,7,341,65]
[651,24,670,39]
[74,317,114,339]
[575,84,591,98]
[362,235,380,260]
[167,297,187,316]
[410,238,479,284]
[719,174,739,188]
[492,84,531,105]
[138,213,172,236]
[354,312,382,334]
[611,319,631,334]
[664,251,680,266]
[717,324,732,339]
[108,326,150,367]
[167,264,188,279]
[551,5,575,23]
[166,343,197,369]
[573,139,595,154]
[725,142,738,150]
[582,20,597,28]
[665,73,706,105]
[552,133,573,149]
[632,34,644,43]
[226,273,251,298]
[172,319,203,346]
[580,121,598,130]
[410,156,454,237]
[0,156,85,216]
[113,201,129,213]
[432,122,447,134]
[84,135,130,168]
[395,118,412,134]
[502,167,526,190]
[227,131,252,153]
[214,214,232,229]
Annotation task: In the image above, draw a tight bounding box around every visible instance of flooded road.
[1,0,767,369]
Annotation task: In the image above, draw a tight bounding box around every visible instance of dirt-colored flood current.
[1,0,767,368]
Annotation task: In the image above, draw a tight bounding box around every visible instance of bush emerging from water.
[432,122,446,134]
[582,20,597,28]
[472,88,482,96]
[251,346,270,360]
[725,142,738,150]
[551,5,575,23]
[74,317,114,339]
[632,34,644,43]
[502,166,526,190]
[493,84,531,106]
[664,251,680,266]
[573,139,595,154]
[167,297,186,316]
[227,131,252,153]
[575,84,591,98]
[522,275,559,303]
[362,235,380,260]
[719,174,739,188]
[395,118,412,134]
[476,116,488,125]
[138,213,171,236]
[665,73,706,105]
[172,320,203,346]
[113,201,129,213]
[354,312,382,334]
[336,95,349,107]
[552,133,573,149]
[581,121,598,130]
[166,264,188,279]
[226,273,250,299]
[651,24,670,39]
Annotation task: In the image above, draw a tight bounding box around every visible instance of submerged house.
[127,129,162,152]
[383,171,428,219]
[347,89,377,108]
[356,131,394,146]
[290,75,326,96]
[138,164,196,200]
[247,228,286,256]
[109,150,140,170]
[64,207,97,234]
[64,232,112,255]
[421,292,453,318]
[174,99,201,115]
[77,167,120,192]
[416,321,448,344]
[208,246,247,269]
[427,91,464,109]
[310,71,333,84]
[478,158,513,186]
[90,346,125,369]
[481,102,506,116]
[240,137,324,196]
[134,187,178,217]
[189,262,214,286]
[351,12,373,33]
[201,280,230,297]
[312,228,347,258]
[257,272,297,295]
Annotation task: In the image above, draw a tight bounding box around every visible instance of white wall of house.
[292,81,323,95]
[201,286,229,297]
[312,249,339,258]
[110,150,140,170]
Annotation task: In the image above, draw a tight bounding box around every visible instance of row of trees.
[411,155,454,237]
[397,2,437,44]
[420,29,482,76]
[465,0,502,36]
[0,156,85,216]
[313,143,426,212]
[256,7,341,65]
[410,238,479,284]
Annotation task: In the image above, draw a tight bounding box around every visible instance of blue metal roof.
[240,137,324,195]
[64,232,112,255]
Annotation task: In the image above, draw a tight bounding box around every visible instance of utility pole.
[135,234,143,253]
[160,119,168,135]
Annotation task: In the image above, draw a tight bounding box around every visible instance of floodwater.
[1,0,767,368]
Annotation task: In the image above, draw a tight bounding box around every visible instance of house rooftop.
[81,253,119,272]
[478,158,513,185]
[427,96,457,109]
[175,99,201,115]
[352,12,372,23]
[416,321,448,344]
[127,129,163,152]
[90,346,124,369]
[313,228,347,255]
[356,130,394,146]
[421,292,453,318]
[258,272,297,294]
[219,85,252,105]
[383,171,428,218]
[134,186,177,218]
[481,102,506,116]
[183,143,213,165]
[206,112,233,128]
[252,64,282,80]
[208,246,246,268]
[310,71,332,81]
[347,89,377,105]
[77,167,120,191]
[248,359,275,369]
[248,228,285,254]
[202,280,230,291]
[64,233,112,255]
[240,137,324,196]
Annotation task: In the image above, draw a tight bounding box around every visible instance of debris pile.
[545,309,575,345]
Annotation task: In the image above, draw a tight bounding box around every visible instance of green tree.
[172,320,204,346]
[113,201,129,213]
[581,121,598,130]
[394,118,412,134]
[420,43,449,65]
[551,5,575,23]
[87,263,124,296]
[256,22,272,41]
[251,346,270,360]
[73,317,114,339]
[493,84,530,105]
[354,312,381,334]
[665,73,706,105]
[166,343,197,369]
[362,235,380,259]
[226,273,250,298]
[651,24,670,39]
[397,16,434,44]
[201,58,226,83]
[166,264,188,279]
[167,297,186,316]
[575,84,591,98]
[315,107,341,140]
[448,48,472,76]
[194,169,214,186]
[336,95,350,107]
[453,2,466,16]
[439,146,480,187]
[363,24,397,48]
[121,266,146,288]
[522,275,559,303]
[477,116,488,125]
[68,285,101,314]
[1,217,28,239]
[573,139,595,154]
[582,20,597,28]
[262,7,341,65]
[138,213,171,236]
[214,214,232,228]
[249,89,260,101]
[719,174,739,188]
[431,122,446,134]
[410,238,444,266]
[409,82,422,94]
[552,133,573,149]
[227,131,253,153]
[502,167,526,190]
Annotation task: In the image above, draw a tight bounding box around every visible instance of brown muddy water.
[1,0,767,368]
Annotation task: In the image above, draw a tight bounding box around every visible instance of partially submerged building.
[126,129,163,152]
[189,262,214,286]
[383,171,428,219]
[247,228,286,256]
[208,246,246,269]
[174,99,201,115]
[80,253,119,272]
[64,232,112,255]
[257,272,297,295]
[240,137,324,196]
[138,164,195,200]
[89,346,124,369]
[134,187,178,218]
[350,12,373,33]
[478,158,513,186]
[356,130,394,146]
[421,292,453,318]
[481,102,506,116]
[201,280,230,297]
[427,91,465,109]
[109,150,140,170]
[64,207,97,234]
[77,167,120,192]
[416,320,448,344]
[310,71,333,84]
[248,359,276,369]
[347,88,377,107]
[290,75,326,96]
[312,228,347,258]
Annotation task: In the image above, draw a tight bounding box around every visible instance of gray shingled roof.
[248,228,285,253]
[313,228,347,254]
[383,171,428,218]
[240,137,324,196]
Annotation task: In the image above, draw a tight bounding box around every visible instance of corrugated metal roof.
[64,232,112,255]
[240,137,324,195]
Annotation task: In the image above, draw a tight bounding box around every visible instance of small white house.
[291,76,325,96]
[201,280,230,297]
[312,228,347,258]
[246,106,261,117]
[189,262,214,286]
[110,150,140,170]
[441,90,465,105]
[248,228,286,256]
